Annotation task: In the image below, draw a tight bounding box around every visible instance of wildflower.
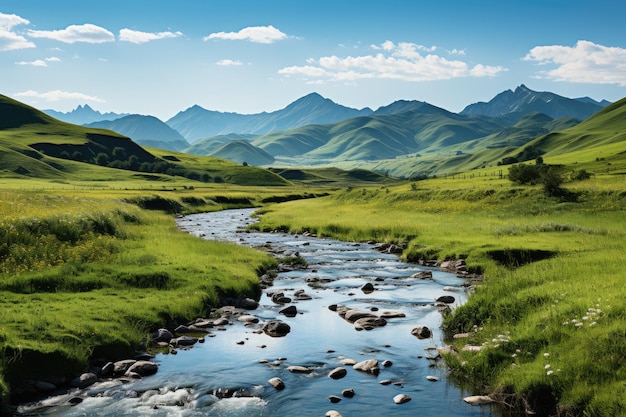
[547,370,554,376]
[590,322,597,326]
[545,364,551,369]
[575,322,584,327]
[543,353,550,357]
[512,354,517,358]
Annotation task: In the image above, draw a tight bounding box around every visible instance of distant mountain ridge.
[85,115,190,151]
[166,92,373,142]
[44,104,128,125]
[461,84,607,121]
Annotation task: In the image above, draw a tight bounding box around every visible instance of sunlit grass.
[255,173,626,416]
[0,189,277,400]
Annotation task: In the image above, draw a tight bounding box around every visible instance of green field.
[1,92,625,415]
[253,169,626,416]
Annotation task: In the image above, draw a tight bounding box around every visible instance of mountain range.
[44,104,128,125]
[167,92,373,142]
[460,84,607,121]
[36,85,613,174]
[85,115,190,151]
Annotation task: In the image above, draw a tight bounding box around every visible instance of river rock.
[326,411,343,417]
[426,375,439,381]
[240,297,259,310]
[213,317,230,326]
[100,361,114,377]
[361,282,375,293]
[328,395,342,403]
[463,395,494,405]
[287,365,312,374]
[354,316,387,331]
[411,326,432,339]
[394,394,412,404]
[328,367,347,380]
[238,315,259,324]
[151,328,173,343]
[436,295,455,304]
[113,359,137,376]
[339,358,357,365]
[127,361,158,377]
[411,271,433,279]
[353,359,380,375]
[268,377,285,390]
[343,309,376,323]
[382,360,392,367]
[70,372,97,389]
[279,305,298,317]
[262,320,291,337]
[342,388,355,398]
[379,310,406,318]
[172,336,199,347]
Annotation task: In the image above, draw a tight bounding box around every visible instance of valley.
[0,85,624,416]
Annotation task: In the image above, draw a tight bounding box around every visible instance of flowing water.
[17,208,497,417]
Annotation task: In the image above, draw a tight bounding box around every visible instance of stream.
[16,208,497,417]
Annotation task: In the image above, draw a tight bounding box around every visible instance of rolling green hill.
[208,140,275,166]
[185,133,259,155]
[0,94,288,186]
[519,97,626,160]
[249,104,580,175]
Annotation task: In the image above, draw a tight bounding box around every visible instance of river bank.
[251,186,626,417]
[12,208,495,417]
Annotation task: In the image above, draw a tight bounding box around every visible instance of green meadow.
[253,169,626,416]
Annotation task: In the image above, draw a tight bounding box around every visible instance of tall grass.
[255,176,626,416]
[0,190,276,402]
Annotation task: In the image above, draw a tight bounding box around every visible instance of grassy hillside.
[519,97,626,162]
[253,165,626,416]
[208,140,275,166]
[0,94,288,187]
[185,133,259,155]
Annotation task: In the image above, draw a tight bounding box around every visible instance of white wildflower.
[547,370,554,376]
[545,364,551,369]
[543,353,550,357]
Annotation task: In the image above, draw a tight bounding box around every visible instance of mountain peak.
[461,84,605,121]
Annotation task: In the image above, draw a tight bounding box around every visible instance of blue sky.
[1,0,626,120]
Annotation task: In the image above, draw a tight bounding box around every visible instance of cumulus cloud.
[523,40,626,86]
[216,59,243,66]
[28,24,115,44]
[0,12,35,51]
[203,25,288,44]
[119,28,183,44]
[279,40,506,83]
[14,89,105,103]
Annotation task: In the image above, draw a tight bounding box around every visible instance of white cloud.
[14,90,105,103]
[16,59,47,67]
[0,12,35,51]
[203,25,288,44]
[216,59,243,66]
[279,40,506,83]
[28,24,115,44]
[119,28,183,44]
[0,12,29,30]
[450,48,466,55]
[523,40,626,86]
[14,56,61,67]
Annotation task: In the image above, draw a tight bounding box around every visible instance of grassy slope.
[253,162,625,415]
